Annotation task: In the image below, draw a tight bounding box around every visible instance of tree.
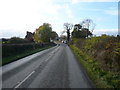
[71,19,95,38]
[74,24,82,31]
[72,24,92,39]
[33,30,42,43]
[9,37,27,43]
[64,23,73,42]
[72,27,81,38]
[80,19,95,38]
[33,23,52,43]
[60,35,67,40]
[81,19,96,33]
[81,28,92,38]
[51,31,58,40]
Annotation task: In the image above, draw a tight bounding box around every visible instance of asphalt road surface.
[1,43,94,89]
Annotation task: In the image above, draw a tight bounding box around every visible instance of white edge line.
[14,71,35,88]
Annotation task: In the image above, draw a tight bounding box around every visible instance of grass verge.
[70,45,120,88]
[2,45,53,66]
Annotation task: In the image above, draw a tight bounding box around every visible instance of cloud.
[94,29,118,32]
[65,4,74,18]
[0,0,65,37]
[95,17,105,22]
[104,7,118,15]
[83,7,118,16]
[71,0,119,4]
[93,29,118,36]
[105,10,118,15]
[0,0,118,38]
[1,29,26,38]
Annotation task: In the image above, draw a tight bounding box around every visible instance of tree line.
[64,19,95,42]
[2,19,95,44]
[2,23,58,44]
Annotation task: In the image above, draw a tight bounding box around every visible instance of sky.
[0,0,119,38]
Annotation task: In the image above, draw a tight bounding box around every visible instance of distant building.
[25,31,34,42]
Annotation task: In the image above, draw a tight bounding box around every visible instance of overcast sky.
[0,0,119,38]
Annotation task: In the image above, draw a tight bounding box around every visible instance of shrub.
[71,36,120,74]
[2,43,56,58]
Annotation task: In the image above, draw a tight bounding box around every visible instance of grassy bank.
[70,35,120,88]
[71,36,120,72]
[2,43,55,65]
[70,45,120,88]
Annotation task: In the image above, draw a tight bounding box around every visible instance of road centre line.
[14,47,59,88]
[14,71,35,88]
[45,47,60,62]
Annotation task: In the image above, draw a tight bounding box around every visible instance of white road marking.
[45,55,51,62]
[44,47,59,62]
[14,71,35,88]
[14,46,60,88]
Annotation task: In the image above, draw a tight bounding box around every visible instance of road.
[1,43,94,89]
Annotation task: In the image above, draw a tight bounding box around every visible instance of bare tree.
[64,23,73,42]
[80,19,96,37]
[60,30,66,36]
[91,23,96,33]
[81,19,93,29]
